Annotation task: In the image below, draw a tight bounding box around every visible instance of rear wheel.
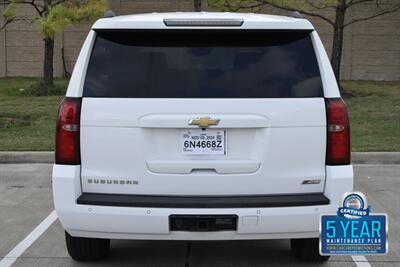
[290,238,330,262]
[65,231,110,261]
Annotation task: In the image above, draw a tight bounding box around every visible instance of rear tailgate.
[80,30,326,196]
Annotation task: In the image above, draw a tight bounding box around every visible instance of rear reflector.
[325,98,350,165]
[163,19,244,27]
[55,98,81,165]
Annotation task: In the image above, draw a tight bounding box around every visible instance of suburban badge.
[87,178,138,185]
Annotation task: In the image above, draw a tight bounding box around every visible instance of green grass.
[341,80,400,152]
[0,78,399,151]
[0,78,66,151]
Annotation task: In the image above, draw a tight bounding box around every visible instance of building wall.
[0,0,399,80]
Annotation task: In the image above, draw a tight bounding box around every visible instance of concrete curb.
[0,151,54,164]
[352,152,400,165]
[0,151,399,164]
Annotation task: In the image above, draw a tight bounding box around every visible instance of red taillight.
[326,98,350,165]
[56,98,81,165]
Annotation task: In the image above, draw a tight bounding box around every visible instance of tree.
[210,0,400,82]
[0,0,107,90]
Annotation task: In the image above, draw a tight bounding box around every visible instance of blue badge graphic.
[320,192,387,255]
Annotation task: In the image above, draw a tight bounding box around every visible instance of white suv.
[53,12,353,262]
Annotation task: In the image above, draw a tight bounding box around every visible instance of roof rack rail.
[289,11,304,19]
[103,10,116,18]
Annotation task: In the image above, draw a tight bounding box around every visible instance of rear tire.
[290,238,330,262]
[65,231,110,261]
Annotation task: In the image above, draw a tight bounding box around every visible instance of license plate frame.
[182,129,226,155]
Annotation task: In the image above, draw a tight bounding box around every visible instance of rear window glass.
[83,30,323,98]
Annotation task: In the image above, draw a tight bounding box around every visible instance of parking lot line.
[351,255,371,267]
[0,210,57,267]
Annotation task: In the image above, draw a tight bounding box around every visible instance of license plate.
[182,129,226,155]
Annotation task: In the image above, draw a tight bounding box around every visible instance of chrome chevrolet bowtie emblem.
[189,117,220,127]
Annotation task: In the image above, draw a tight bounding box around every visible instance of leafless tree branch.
[247,1,335,26]
[30,0,45,16]
[344,4,400,26]
[346,0,374,8]
[0,0,68,17]
[0,14,37,30]
[0,19,11,31]
[0,0,45,16]
[225,2,264,12]
[307,1,331,10]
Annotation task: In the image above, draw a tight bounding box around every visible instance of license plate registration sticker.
[182,129,226,155]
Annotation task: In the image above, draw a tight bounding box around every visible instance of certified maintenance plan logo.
[320,192,388,255]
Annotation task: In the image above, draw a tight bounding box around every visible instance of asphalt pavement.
[0,163,399,267]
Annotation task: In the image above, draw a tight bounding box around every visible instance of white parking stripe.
[0,210,57,267]
[351,255,371,267]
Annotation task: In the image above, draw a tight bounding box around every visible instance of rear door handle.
[147,160,261,174]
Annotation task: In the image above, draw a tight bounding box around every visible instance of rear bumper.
[52,165,353,240]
